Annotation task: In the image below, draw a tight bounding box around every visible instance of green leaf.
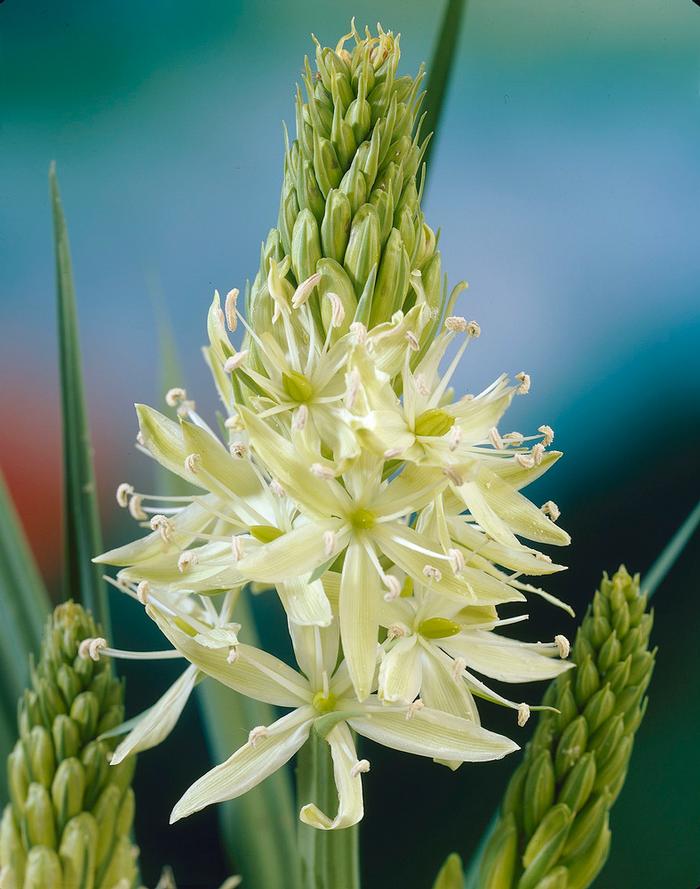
[423,0,469,179]
[0,472,51,796]
[154,304,300,889]
[50,164,110,636]
[643,498,700,599]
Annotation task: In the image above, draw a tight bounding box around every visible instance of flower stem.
[297,731,360,889]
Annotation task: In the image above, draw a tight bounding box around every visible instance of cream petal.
[340,542,381,702]
[111,665,199,765]
[237,520,347,584]
[170,707,313,822]
[289,622,340,689]
[299,723,364,830]
[419,646,480,724]
[447,518,567,576]
[180,419,260,503]
[441,629,574,683]
[277,576,333,627]
[378,636,422,704]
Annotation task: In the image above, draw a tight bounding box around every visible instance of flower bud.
[93,783,122,869]
[70,691,99,742]
[574,656,600,708]
[588,713,624,767]
[596,630,620,673]
[523,750,555,838]
[554,716,588,780]
[477,813,518,889]
[561,792,610,859]
[339,161,368,215]
[519,804,572,889]
[530,866,568,889]
[562,817,611,889]
[558,752,596,815]
[555,684,578,732]
[582,684,615,734]
[343,203,381,296]
[321,189,352,263]
[24,783,56,848]
[22,846,63,888]
[51,757,85,832]
[59,812,98,887]
[7,745,29,814]
[431,852,463,889]
[291,208,322,285]
[312,131,342,197]
[0,805,26,886]
[369,228,410,326]
[605,655,631,695]
[297,159,325,222]
[318,258,357,339]
[330,100,357,169]
[369,181,395,245]
[345,93,371,144]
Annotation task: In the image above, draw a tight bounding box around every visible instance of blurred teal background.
[1,1,699,886]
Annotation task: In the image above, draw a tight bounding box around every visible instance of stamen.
[226,647,239,664]
[414,374,431,397]
[383,447,402,459]
[78,637,107,662]
[248,726,269,748]
[448,425,462,451]
[350,759,370,778]
[538,424,555,446]
[166,387,187,407]
[382,574,402,601]
[423,564,442,583]
[503,431,524,446]
[230,442,249,459]
[116,483,134,507]
[323,530,336,558]
[443,466,463,486]
[291,273,321,309]
[466,320,481,338]
[447,548,465,574]
[129,494,147,521]
[555,635,570,658]
[176,399,196,419]
[350,322,367,344]
[517,703,531,727]
[515,372,531,394]
[150,515,173,542]
[488,427,504,450]
[270,479,285,498]
[136,581,150,605]
[326,292,346,329]
[405,331,420,352]
[231,535,245,561]
[405,699,424,720]
[532,443,545,465]
[178,550,198,573]
[311,463,335,480]
[225,288,239,331]
[292,404,308,431]
[514,453,535,469]
[225,413,244,431]
[136,431,145,447]
[541,500,561,522]
[184,453,201,474]
[345,369,361,410]
[451,656,467,681]
[387,624,408,639]
[224,351,249,373]
[444,316,468,332]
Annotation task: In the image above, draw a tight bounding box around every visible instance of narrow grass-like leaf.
[50,164,110,635]
[0,472,51,795]
[154,307,300,888]
[643,498,700,599]
[423,0,469,177]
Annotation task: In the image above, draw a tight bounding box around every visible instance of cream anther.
[128,495,147,521]
[451,656,467,681]
[136,431,145,447]
[230,442,249,459]
[532,443,545,466]
[466,320,481,338]
[226,647,239,665]
[488,427,504,450]
[350,322,368,344]
[383,448,402,459]
[150,515,173,542]
[423,564,442,583]
[503,431,525,447]
[231,535,244,561]
[555,635,570,659]
[515,372,531,394]
[382,574,402,601]
[184,453,201,474]
[326,292,345,328]
[224,288,239,331]
[444,316,468,333]
[405,331,420,352]
[387,624,408,640]
[311,462,335,480]
[541,500,561,522]
[136,581,150,605]
[224,351,249,373]
[443,466,464,487]
[165,387,187,407]
[178,550,198,573]
[323,530,336,558]
[79,637,107,662]
[248,726,269,748]
[292,405,308,431]
[350,759,370,778]
[538,424,555,446]
[414,374,431,397]
[270,479,285,498]
[405,699,425,720]
[448,425,462,452]
[514,453,536,469]
[116,483,134,508]
[224,413,244,431]
[344,369,361,410]
[292,273,321,308]
[448,548,466,574]
[517,703,531,727]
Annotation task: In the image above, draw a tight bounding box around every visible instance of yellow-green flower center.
[418,617,461,639]
[282,370,314,403]
[250,524,284,543]
[350,508,376,531]
[414,408,455,438]
[312,691,337,713]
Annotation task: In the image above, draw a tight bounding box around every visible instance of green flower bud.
[8,745,29,814]
[369,181,396,245]
[291,208,322,286]
[51,758,85,833]
[312,130,342,197]
[59,812,97,888]
[51,715,81,762]
[478,814,518,889]
[26,726,55,788]
[93,783,121,869]
[561,793,610,860]
[297,159,326,222]
[318,258,357,339]
[531,866,568,889]
[558,753,596,815]
[554,716,588,780]
[22,846,63,888]
[431,852,463,889]
[518,804,572,889]
[596,630,620,673]
[587,616,611,650]
[369,228,410,327]
[605,656,631,695]
[523,751,556,838]
[588,714,624,767]
[36,678,67,727]
[563,819,611,889]
[1,806,26,886]
[582,684,615,734]
[339,161,368,215]
[555,684,578,732]
[574,657,600,708]
[343,203,381,296]
[24,783,56,848]
[330,100,357,169]
[98,834,138,889]
[321,189,352,263]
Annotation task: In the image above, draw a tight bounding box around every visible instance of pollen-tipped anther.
[405,699,425,720]
[248,726,269,748]
[517,703,531,727]
[451,656,467,681]
[515,371,531,394]
[150,514,173,543]
[488,427,504,450]
[116,482,134,507]
[350,759,371,778]
[323,530,336,557]
[184,453,201,474]
[541,500,561,522]
[165,387,187,407]
[178,550,198,573]
[224,351,249,373]
[225,288,239,331]
[538,424,555,446]
[79,637,107,662]
[555,634,570,658]
[423,564,442,583]
[136,581,150,605]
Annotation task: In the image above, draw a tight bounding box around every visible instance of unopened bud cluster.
[246,23,445,370]
[478,566,655,889]
[0,602,138,889]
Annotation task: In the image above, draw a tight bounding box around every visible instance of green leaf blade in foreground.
[50,164,110,636]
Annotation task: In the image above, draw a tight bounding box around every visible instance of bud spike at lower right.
[476,566,655,889]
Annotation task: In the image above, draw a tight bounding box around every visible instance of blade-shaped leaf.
[423,0,469,178]
[154,304,301,889]
[0,472,51,796]
[50,164,110,636]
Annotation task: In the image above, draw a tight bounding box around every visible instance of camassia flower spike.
[94,24,573,832]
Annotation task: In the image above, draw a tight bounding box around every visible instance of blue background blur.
[2,1,699,887]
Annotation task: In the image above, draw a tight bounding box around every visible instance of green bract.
[0,602,138,889]
[477,567,655,889]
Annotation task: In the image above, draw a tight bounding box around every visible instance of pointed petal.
[299,723,364,830]
[378,636,422,704]
[349,704,518,762]
[237,520,347,584]
[148,605,311,706]
[374,464,448,518]
[447,517,566,576]
[340,542,381,701]
[111,666,198,764]
[180,419,260,501]
[453,480,522,549]
[277,576,333,627]
[171,707,313,822]
[136,404,201,485]
[491,450,562,490]
[419,647,479,723]
[289,622,340,688]
[442,630,574,683]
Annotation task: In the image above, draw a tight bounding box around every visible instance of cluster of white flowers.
[90,263,572,832]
